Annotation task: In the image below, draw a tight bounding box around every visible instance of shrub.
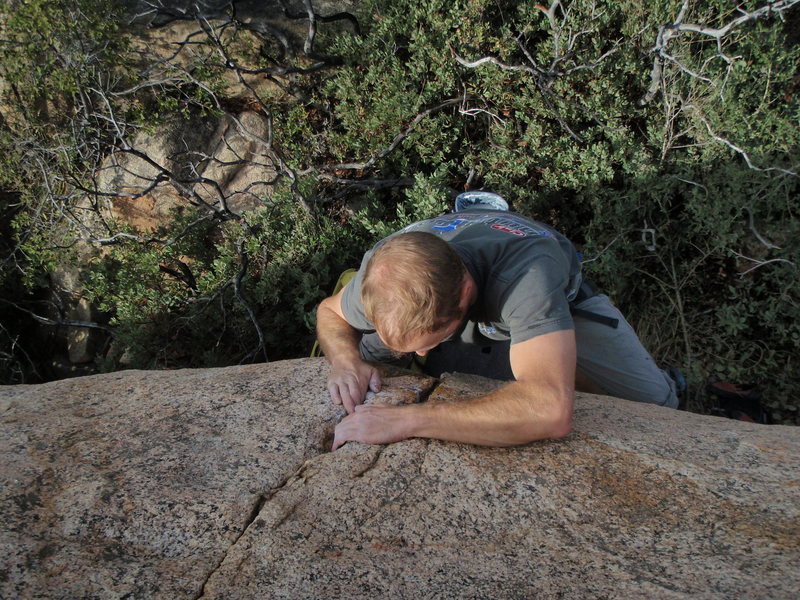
[1,0,797,423]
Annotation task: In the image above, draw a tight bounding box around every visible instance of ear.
[458,272,477,311]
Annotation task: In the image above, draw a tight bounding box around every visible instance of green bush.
[80,188,369,369]
[306,0,799,421]
[1,0,797,423]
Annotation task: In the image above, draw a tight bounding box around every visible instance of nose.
[416,349,428,357]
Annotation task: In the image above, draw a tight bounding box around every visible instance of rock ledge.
[2,358,798,599]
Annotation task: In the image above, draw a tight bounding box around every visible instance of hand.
[327,360,382,413]
[332,404,412,450]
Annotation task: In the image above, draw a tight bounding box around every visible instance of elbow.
[549,393,574,439]
[317,295,334,315]
[520,394,573,442]
[548,407,573,439]
[316,296,338,327]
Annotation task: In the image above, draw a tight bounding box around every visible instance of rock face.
[2,358,799,599]
[96,111,278,230]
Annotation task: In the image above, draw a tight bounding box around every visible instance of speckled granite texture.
[2,358,798,599]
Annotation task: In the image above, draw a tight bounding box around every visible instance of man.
[316,191,679,450]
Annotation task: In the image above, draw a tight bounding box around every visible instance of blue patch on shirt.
[432,219,467,233]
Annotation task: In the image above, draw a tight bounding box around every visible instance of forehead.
[388,322,461,354]
[395,331,443,353]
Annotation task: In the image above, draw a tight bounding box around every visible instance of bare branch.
[686,105,798,176]
[640,0,799,105]
[581,226,659,264]
[301,0,318,56]
[278,0,361,44]
[454,53,550,79]
[744,207,781,249]
[0,298,114,333]
[673,1,799,39]
[733,251,796,275]
[159,259,198,292]
[0,322,39,383]
[465,166,477,188]
[306,97,466,173]
[50,212,217,250]
[455,11,623,143]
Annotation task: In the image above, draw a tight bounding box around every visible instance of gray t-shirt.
[341,210,582,346]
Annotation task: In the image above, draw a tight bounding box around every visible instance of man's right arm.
[316,284,381,413]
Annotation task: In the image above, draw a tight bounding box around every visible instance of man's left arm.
[332,329,576,449]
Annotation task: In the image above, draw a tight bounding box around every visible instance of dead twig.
[0,298,114,333]
[640,0,799,106]
[305,97,466,173]
[733,252,796,276]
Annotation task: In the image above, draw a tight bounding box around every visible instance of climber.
[316,191,681,450]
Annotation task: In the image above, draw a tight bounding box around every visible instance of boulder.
[48,265,100,365]
[94,114,221,232]
[192,111,278,215]
[93,110,278,231]
[1,359,798,599]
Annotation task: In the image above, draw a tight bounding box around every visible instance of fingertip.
[370,372,381,393]
[328,385,343,405]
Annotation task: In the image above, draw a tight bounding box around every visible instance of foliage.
[82,191,370,368]
[304,0,799,421]
[1,0,798,423]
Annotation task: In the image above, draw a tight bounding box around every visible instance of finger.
[345,381,364,412]
[332,419,351,451]
[341,387,357,414]
[369,369,381,393]
[332,427,343,451]
[327,382,343,405]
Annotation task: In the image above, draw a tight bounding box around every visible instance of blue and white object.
[454,190,509,212]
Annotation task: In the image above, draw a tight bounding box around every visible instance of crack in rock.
[194,491,266,600]
[352,446,385,478]
[195,374,441,599]
[194,457,314,600]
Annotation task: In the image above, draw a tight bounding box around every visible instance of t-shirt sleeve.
[339,251,375,331]
[502,255,574,345]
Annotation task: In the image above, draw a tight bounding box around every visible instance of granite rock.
[2,360,798,599]
[0,359,432,599]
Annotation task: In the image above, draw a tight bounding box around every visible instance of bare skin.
[316,275,575,449]
[316,287,382,414]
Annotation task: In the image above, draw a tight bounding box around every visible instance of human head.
[361,232,468,351]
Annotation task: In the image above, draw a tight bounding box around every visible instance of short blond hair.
[361,232,466,349]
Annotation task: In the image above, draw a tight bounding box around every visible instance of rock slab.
[2,359,799,599]
[0,359,432,599]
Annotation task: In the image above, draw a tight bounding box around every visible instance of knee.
[626,376,679,409]
[660,391,679,409]
[655,373,680,409]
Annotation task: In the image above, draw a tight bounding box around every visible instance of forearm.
[398,381,573,446]
[317,295,383,412]
[331,327,578,450]
[316,297,363,367]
